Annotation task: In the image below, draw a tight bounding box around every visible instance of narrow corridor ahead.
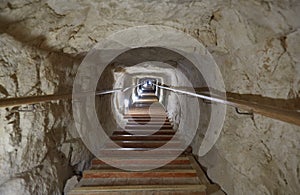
[69,82,219,195]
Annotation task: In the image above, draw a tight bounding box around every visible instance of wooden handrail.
[155,84,300,126]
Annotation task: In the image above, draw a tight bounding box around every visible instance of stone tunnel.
[0,0,299,195]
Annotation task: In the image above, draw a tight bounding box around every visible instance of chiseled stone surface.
[0,0,299,194]
[0,14,92,195]
[63,176,78,194]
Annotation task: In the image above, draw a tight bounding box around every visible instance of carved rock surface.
[0,0,299,194]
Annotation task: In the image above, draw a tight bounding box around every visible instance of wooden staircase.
[68,89,220,195]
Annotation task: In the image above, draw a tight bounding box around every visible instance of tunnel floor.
[68,86,220,194]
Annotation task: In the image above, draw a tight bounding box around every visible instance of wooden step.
[128,106,165,109]
[106,140,182,149]
[125,124,173,129]
[137,96,159,100]
[140,89,156,93]
[91,156,190,166]
[127,119,171,123]
[129,103,162,106]
[77,177,200,186]
[68,184,206,195]
[139,94,157,97]
[91,164,192,170]
[110,135,175,141]
[125,118,169,122]
[126,116,168,118]
[126,121,172,125]
[124,115,168,119]
[97,149,183,157]
[134,96,158,100]
[134,95,157,98]
[83,169,198,179]
[113,130,175,135]
[134,99,159,103]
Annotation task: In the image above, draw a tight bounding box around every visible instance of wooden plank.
[125,125,173,129]
[68,184,206,194]
[83,169,197,178]
[110,135,175,141]
[91,156,190,166]
[90,164,192,170]
[97,149,182,157]
[112,130,175,135]
[124,116,168,119]
[124,114,167,117]
[126,121,172,125]
[133,99,159,103]
[0,93,72,108]
[155,84,300,126]
[195,87,300,126]
[127,119,170,123]
[226,96,300,126]
[77,177,200,186]
[105,140,181,148]
[127,119,170,121]
[128,107,164,110]
[139,94,157,97]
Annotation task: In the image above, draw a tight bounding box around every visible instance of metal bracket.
[202,99,212,104]
[17,104,45,113]
[235,107,253,116]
